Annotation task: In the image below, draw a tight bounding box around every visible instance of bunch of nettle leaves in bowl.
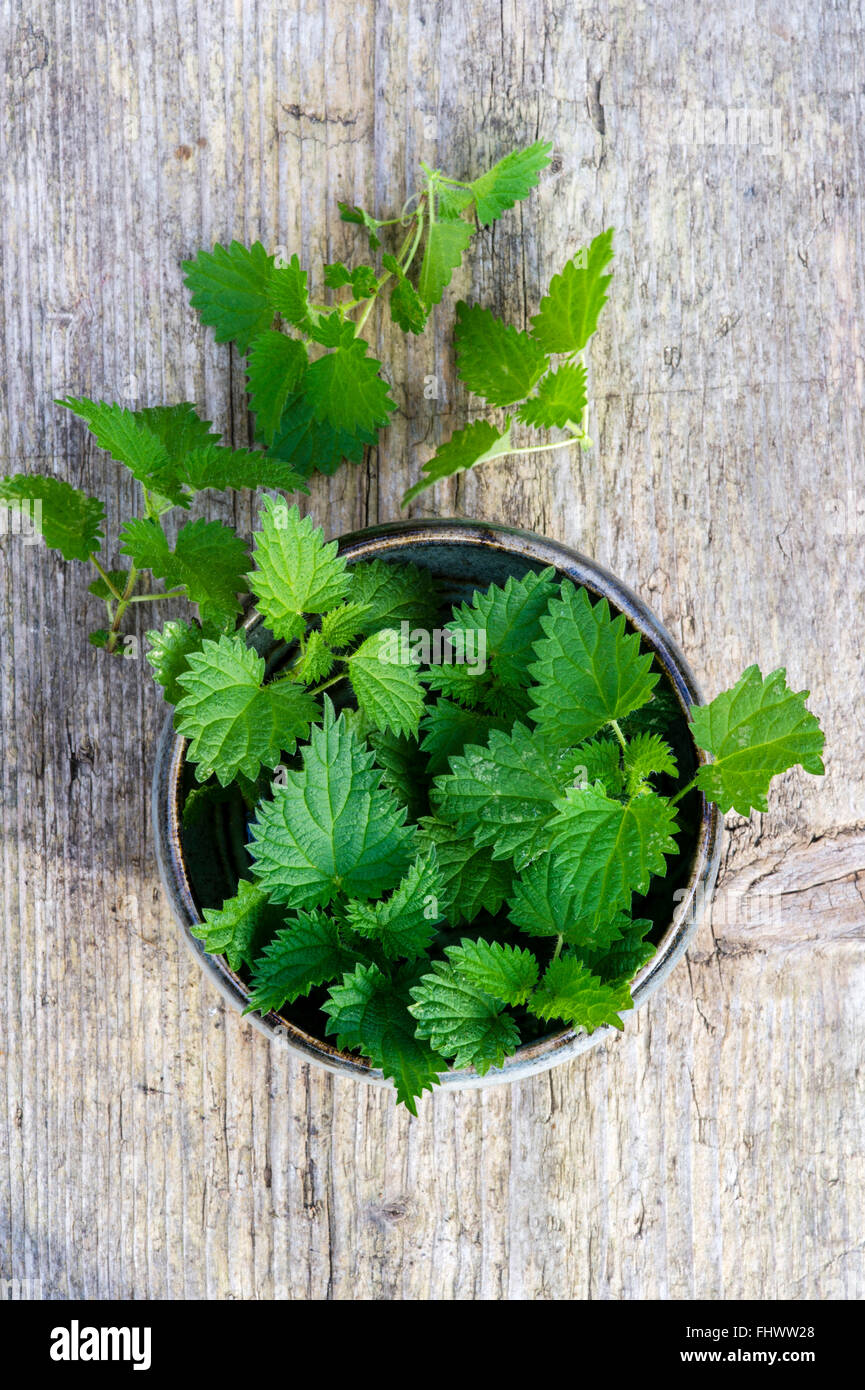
[0,141,825,1110]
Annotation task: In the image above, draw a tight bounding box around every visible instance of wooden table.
[2,0,862,1300]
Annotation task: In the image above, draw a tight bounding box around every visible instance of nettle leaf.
[417,215,474,307]
[433,722,585,869]
[134,401,221,476]
[468,139,552,225]
[57,397,184,502]
[293,629,335,685]
[529,228,615,355]
[347,628,426,738]
[624,732,678,796]
[690,665,825,815]
[324,962,443,1114]
[418,818,512,923]
[578,917,656,985]
[517,362,587,430]
[323,261,378,298]
[409,961,520,1074]
[530,581,659,744]
[337,202,384,252]
[120,516,248,622]
[245,909,353,1014]
[177,443,307,494]
[145,618,221,705]
[346,848,444,960]
[0,474,105,561]
[403,418,514,505]
[174,634,318,785]
[266,255,311,326]
[571,736,624,796]
[508,857,631,949]
[529,955,632,1033]
[454,302,548,406]
[88,568,129,599]
[448,566,557,690]
[269,391,376,477]
[247,331,308,445]
[386,260,428,335]
[249,498,351,642]
[549,784,679,932]
[303,337,395,437]
[446,939,539,1007]
[347,559,440,634]
[319,601,373,650]
[249,701,416,909]
[419,699,510,775]
[183,240,274,351]
[191,878,285,973]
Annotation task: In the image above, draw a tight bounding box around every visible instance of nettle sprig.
[155,504,824,1112]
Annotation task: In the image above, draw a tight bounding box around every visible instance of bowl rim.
[152,516,722,1090]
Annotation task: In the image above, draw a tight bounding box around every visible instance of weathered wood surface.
[1,0,863,1300]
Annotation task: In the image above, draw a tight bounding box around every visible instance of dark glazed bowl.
[153,518,722,1090]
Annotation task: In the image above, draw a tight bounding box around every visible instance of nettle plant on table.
[0,138,609,655]
[150,501,819,1112]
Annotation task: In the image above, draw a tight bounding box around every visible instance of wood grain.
[1,0,863,1300]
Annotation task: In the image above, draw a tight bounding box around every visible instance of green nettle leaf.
[120,516,249,622]
[571,736,624,796]
[303,338,395,437]
[417,215,474,307]
[0,474,105,561]
[529,581,659,744]
[323,962,444,1114]
[323,261,378,298]
[176,443,307,495]
[145,618,221,705]
[619,685,682,740]
[89,629,111,648]
[447,567,558,690]
[293,629,335,685]
[269,392,376,477]
[346,848,445,960]
[191,878,285,974]
[690,665,825,814]
[347,628,426,738]
[418,818,512,923]
[578,917,656,985]
[57,397,184,502]
[433,723,585,869]
[319,601,373,650]
[249,701,416,908]
[623,731,678,796]
[183,240,274,352]
[549,784,680,932]
[88,568,129,599]
[409,961,520,1073]
[517,362,587,430]
[468,139,552,225]
[507,857,631,949]
[403,418,514,504]
[247,331,308,445]
[174,634,318,785]
[245,909,354,1014]
[529,955,632,1032]
[454,302,548,406]
[337,202,384,252]
[529,228,615,355]
[266,254,312,326]
[388,271,428,335]
[445,939,539,1007]
[347,559,440,634]
[249,498,351,642]
[134,402,221,477]
[419,699,510,775]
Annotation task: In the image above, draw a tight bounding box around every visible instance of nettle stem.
[609,718,628,753]
[106,564,139,653]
